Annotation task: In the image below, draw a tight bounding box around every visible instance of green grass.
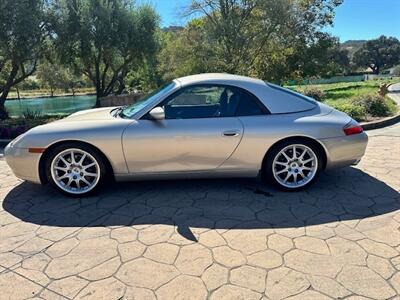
[291,79,399,121]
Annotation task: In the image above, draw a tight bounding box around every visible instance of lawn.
[291,79,399,121]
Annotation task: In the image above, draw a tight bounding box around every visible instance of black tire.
[263,139,323,191]
[45,142,107,197]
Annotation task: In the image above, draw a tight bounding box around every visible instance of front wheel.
[263,140,323,191]
[45,143,107,197]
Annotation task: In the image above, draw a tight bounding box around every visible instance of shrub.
[301,86,326,102]
[0,115,63,139]
[19,78,40,90]
[22,109,42,119]
[393,65,400,76]
[0,109,9,120]
[333,103,366,121]
[352,95,391,117]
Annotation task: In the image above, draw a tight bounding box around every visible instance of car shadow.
[2,167,399,241]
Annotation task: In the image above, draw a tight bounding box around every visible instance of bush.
[393,65,400,76]
[0,109,9,120]
[0,116,63,139]
[18,78,40,90]
[22,109,42,119]
[352,94,392,117]
[333,103,366,121]
[300,86,326,102]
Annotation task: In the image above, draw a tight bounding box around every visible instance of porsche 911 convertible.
[5,73,368,196]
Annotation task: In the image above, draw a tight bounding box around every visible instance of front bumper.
[319,132,368,169]
[4,143,42,184]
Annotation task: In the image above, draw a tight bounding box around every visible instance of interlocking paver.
[0,130,399,299]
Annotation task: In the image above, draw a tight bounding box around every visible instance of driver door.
[122,84,244,173]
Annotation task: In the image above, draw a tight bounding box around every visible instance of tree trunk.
[0,80,14,119]
[0,95,8,119]
[0,62,19,119]
[95,81,102,107]
[95,94,102,108]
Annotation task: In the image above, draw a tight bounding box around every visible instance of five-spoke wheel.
[264,140,322,191]
[45,143,106,196]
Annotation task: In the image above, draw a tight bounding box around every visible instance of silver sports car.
[5,73,368,196]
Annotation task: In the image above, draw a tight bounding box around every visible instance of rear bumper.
[319,132,368,169]
[4,144,42,184]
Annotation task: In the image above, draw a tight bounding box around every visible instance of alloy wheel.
[50,148,101,195]
[272,144,318,188]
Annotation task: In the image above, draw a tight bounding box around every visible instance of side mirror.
[149,107,165,120]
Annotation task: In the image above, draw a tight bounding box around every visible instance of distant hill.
[341,40,366,58]
[341,40,367,48]
[162,26,184,33]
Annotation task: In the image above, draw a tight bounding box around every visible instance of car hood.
[10,106,132,149]
[60,107,118,122]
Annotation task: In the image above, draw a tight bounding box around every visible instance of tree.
[36,44,89,96]
[37,60,65,97]
[0,0,48,119]
[286,33,350,79]
[51,0,159,106]
[157,20,217,82]
[393,65,400,76]
[185,0,343,75]
[353,35,400,74]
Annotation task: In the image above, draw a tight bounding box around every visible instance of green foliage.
[51,0,159,104]
[0,0,48,116]
[393,65,400,76]
[353,36,400,74]
[300,87,326,102]
[157,21,217,82]
[0,108,9,120]
[36,54,88,96]
[18,79,41,91]
[352,94,392,117]
[331,102,366,121]
[37,60,66,96]
[0,115,63,139]
[293,80,399,121]
[22,109,43,119]
[159,0,344,82]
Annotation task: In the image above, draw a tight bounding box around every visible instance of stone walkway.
[0,129,399,299]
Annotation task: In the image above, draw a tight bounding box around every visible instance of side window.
[235,90,266,116]
[162,85,239,119]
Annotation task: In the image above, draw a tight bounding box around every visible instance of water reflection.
[5,95,97,117]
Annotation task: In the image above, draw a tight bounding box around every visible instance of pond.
[5,95,97,117]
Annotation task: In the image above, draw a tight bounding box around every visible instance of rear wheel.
[45,143,106,197]
[264,140,323,191]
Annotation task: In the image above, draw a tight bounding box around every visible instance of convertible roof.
[174,73,316,114]
[175,73,265,86]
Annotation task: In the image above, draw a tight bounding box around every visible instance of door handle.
[223,130,240,137]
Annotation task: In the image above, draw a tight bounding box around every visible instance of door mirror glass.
[149,107,165,120]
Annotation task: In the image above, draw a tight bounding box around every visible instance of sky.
[138,0,400,42]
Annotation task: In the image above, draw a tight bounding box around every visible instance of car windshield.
[120,82,175,118]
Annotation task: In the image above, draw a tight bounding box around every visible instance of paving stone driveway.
[0,131,399,300]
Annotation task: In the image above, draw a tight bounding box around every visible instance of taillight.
[343,125,363,135]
